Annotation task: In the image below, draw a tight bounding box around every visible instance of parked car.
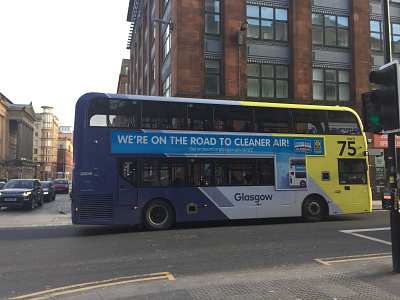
[0,181,5,189]
[0,179,43,210]
[53,179,69,194]
[69,184,73,200]
[41,181,56,202]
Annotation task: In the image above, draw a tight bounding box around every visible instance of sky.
[0,0,131,126]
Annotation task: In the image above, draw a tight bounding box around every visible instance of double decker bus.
[72,93,371,230]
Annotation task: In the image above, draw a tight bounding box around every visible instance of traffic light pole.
[382,0,400,273]
[387,133,400,273]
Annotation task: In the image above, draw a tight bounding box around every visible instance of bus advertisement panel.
[111,131,324,190]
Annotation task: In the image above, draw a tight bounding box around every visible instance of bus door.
[118,159,138,206]
[337,158,370,213]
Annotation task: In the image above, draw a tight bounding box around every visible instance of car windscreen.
[54,180,67,184]
[41,182,50,188]
[4,180,33,189]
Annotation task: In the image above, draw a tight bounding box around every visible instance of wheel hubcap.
[307,202,320,216]
[149,205,168,225]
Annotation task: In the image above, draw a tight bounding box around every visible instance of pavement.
[0,193,72,228]
[3,200,400,300]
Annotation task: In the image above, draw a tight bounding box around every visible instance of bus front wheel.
[302,197,327,222]
[143,199,175,231]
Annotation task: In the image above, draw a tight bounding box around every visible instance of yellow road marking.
[315,253,392,266]
[11,272,175,300]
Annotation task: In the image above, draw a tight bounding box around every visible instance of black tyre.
[143,199,175,231]
[302,197,327,222]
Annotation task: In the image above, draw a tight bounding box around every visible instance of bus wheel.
[143,199,175,231]
[302,197,327,222]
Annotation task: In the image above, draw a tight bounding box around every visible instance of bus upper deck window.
[328,111,361,135]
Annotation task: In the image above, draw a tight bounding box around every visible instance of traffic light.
[361,91,381,133]
[362,61,400,132]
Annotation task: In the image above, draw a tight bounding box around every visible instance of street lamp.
[238,21,249,46]
[238,22,249,99]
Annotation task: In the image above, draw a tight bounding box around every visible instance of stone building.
[57,131,73,181]
[33,106,59,181]
[0,93,37,180]
[117,59,130,94]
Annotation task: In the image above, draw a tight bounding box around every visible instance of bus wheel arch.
[142,198,175,231]
[301,194,327,222]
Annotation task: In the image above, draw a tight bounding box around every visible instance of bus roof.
[77,92,359,114]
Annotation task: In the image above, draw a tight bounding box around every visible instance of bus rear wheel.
[302,196,327,222]
[143,199,175,231]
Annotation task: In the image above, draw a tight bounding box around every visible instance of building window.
[313,68,350,101]
[247,64,288,98]
[205,59,221,95]
[162,24,171,59]
[247,5,288,41]
[205,0,220,35]
[370,20,382,51]
[163,74,171,97]
[312,13,349,47]
[34,124,39,129]
[371,20,400,53]
[34,140,38,146]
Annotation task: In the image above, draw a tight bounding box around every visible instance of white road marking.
[340,227,391,245]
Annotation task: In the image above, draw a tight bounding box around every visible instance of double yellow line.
[11,272,175,300]
[315,253,392,266]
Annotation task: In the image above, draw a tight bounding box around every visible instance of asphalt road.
[0,204,397,299]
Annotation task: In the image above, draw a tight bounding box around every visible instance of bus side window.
[308,110,326,134]
[142,101,185,130]
[328,111,361,135]
[214,105,252,132]
[141,159,186,187]
[292,109,326,134]
[87,99,140,128]
[89,115,108,127]
[188,104,212,131]
[256,159,275,185]
[338,159,367,184]
[189,160,212,186]
[292,109,309,133]
[215,159,253,186]
[254,107,290,133]
[119,160,138,187]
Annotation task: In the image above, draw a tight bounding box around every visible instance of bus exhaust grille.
[79,194,114,220]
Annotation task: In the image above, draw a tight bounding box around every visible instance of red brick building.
[125,0,400,198]
[117,59,130,94]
